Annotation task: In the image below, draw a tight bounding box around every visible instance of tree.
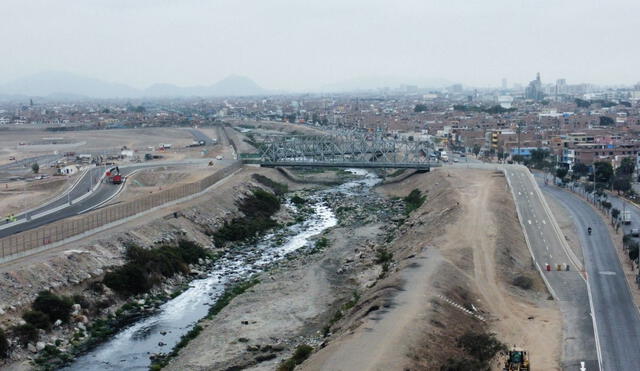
[572,163,590,178]
[575,98,591,108]
[594,161,614,184]
[617,157,636,176]
[556,167,568,181]
[530,148,548,164]
[613,175,632,194]
[31,162,39,174]
[612,208,620,224]
[414,104,428,113]
[599,116,615,126]
[472,144,481,158]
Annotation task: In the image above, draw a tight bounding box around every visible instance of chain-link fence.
[0,162,242,261]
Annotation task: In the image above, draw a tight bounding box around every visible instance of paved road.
[505,166,598,370]
[0,154,61,172]
[542,183,640,371]
[187,128,216,145]
[0,159,224,238]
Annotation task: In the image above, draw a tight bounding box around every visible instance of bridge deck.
[248,160,436,170]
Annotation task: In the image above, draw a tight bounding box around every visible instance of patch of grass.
[252,174,288,195]
[375,247,393,264]
[277,344,314,371]
[23,310,52,331]
[512,275,533,290]
[12,323,39,346]
[207,279,261,319]
[456,332,506,367]
[404,188,426,214]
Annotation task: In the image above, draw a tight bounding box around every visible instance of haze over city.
[1,0,639,93]
[3,2,640,371]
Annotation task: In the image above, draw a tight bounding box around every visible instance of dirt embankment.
[164,168,561,371]
[301,169,562,370]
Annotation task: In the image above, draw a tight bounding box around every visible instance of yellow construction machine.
[503,347,529,371]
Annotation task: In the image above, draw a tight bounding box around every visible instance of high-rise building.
[555,79,567,96]
[525,72,544,101]
[501,78,508,90]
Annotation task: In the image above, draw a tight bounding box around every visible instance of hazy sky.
[1,0,638,90]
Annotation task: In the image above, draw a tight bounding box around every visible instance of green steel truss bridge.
[244,133,438,170]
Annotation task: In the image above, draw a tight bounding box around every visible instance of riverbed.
[64,169,378,370]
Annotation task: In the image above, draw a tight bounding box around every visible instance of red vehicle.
[106,167,123,185]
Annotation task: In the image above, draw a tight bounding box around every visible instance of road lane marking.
[599,271,616,275]
[528,220,532,225]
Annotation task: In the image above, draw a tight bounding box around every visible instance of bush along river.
[61,170,380,370]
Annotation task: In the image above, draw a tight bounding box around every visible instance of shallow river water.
[64,169,378,370]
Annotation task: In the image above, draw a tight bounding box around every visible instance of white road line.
[528,220,532,225]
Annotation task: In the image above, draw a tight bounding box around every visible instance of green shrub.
[290,195,307,206]
[457,332,505,364]
[239,189,281,217]
[23,310,52,331]
[12,323,39,346]
[375,247,393,264]
[104,241,211,296]
[404,189,426,214]
[33,291,73,324]
[277,344,314,371]
[292,344,313,362]
[0,328,8,359]
[440,357,488,371]
[277,358,297,371]
[104,263,151,296]
[176,239,210,264]
[512,275,533,290]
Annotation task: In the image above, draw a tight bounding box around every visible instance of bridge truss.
[253,133,436,169]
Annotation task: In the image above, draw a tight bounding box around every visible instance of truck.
[623,210,632,225]
[106,167,123,185]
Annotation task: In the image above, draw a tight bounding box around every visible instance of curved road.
[0,159,224,238]
[542,183,640,371]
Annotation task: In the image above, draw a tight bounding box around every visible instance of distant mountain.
[320,75,454,92]
[0,72,267,98]
[144,75,266,97]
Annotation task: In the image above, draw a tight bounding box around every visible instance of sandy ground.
[0,176,73,217]
[109,163,225,204]
[303,169,562,370]
[0,128,194,158]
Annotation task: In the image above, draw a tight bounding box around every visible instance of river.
[64,169,379,370]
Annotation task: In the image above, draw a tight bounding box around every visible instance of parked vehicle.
[623,210,632,225]
[631,228,640,237]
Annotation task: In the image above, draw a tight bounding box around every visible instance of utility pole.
[517,123,522,164]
